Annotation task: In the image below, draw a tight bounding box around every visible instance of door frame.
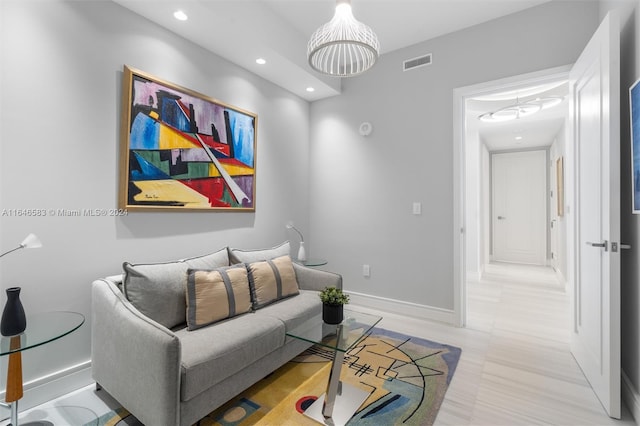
[452,65,570,327]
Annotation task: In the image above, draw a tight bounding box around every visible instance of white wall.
[309,1,599,317]
[465,127,481,282]
[481,142,491,271]
[0,0,310,403]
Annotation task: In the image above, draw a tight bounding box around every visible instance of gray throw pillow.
[228,241,290,264]
[123,247,230,329]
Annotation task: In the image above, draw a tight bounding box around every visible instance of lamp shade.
[20,233,42,249]
[307,0,380,77]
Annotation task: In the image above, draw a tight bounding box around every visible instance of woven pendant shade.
[307,0,380,77]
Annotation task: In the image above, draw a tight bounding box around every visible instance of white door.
[492,150,547,265]
[569,12,620,419]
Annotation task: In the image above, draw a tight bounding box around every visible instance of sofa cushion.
[176,313,284,401]
[228,241,290,264]
[254,290,322,332]
[247,255,299,309]
[123,248,229,329]
[186,265,252,331]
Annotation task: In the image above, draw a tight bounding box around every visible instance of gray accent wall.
[309,1,599,310]
[0,0,309,396]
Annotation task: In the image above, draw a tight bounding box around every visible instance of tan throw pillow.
[247,255,299,309]
[186,265,252,331]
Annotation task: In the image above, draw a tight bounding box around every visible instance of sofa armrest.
[293,263,342,292]
[91,278,181,426]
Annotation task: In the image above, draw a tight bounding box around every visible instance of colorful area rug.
[93,328,461,426]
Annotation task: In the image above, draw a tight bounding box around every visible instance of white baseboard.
[622,370,640,425]
[0,360,93,418]
[346,291,455,325]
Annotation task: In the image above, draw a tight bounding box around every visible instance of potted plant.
[319,286,349,324]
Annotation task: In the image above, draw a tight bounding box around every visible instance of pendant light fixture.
[307,0,380,77]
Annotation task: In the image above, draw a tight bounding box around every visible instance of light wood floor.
[2,262,635,425]
[360,261,635,425]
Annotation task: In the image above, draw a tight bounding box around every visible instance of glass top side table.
[286,309,382,425]
[294,258,328,267]
[0,311,85,426]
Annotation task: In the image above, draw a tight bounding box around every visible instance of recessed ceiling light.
[173,10,188,21]
[256,58,266,65]
[306,87,315,92]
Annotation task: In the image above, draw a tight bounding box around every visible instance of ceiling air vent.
[403,53,432,71]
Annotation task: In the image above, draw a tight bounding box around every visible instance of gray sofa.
[91,242,341,426]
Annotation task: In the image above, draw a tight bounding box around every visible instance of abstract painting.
[119,66,257,211]
[631,77,640,213]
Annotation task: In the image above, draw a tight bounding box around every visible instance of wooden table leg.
[6,336,23,425]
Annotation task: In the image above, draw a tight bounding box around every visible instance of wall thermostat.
[359,122,373,136]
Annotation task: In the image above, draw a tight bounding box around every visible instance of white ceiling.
[112,0,553,101]
[112,0,563,150]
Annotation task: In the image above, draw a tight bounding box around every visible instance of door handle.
[586,241,608,251]
[497,216,506,220]
[611,242,631,252]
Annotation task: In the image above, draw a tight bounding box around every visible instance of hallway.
[458,261,628,424]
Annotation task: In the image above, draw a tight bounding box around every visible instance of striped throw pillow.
[247,255,299,309]
[185,265,252,331]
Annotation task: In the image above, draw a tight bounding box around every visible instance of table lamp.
[0,233,42,336]
[286,222,306,262]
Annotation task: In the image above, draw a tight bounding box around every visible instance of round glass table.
[295,258,328,267]
[0,311,85,426]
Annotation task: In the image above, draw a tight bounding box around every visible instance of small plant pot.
[322,303,344,325]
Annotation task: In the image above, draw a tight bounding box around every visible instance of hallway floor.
[437,262,632,424]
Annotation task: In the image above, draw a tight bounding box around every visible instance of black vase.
[322,303,344,325]
[1,287,26,337]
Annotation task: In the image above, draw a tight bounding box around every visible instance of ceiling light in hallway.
[173,10,188,21]
[478,96,564,123]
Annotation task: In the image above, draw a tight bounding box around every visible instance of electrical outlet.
[362,264,370,277]
[412,202,422,215]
